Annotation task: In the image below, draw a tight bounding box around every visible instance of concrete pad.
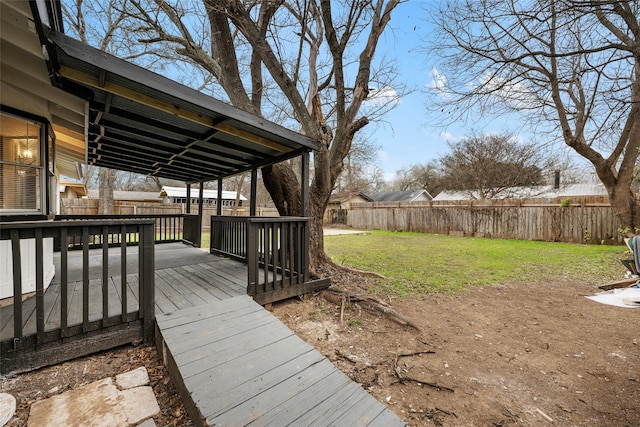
[0,393,16,427]
[27,370,159,427]
[136,419,156,427]
[323,228,370,236]
[116,367,150,390]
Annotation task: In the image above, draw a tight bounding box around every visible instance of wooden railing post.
[247,220,258,296]
[302,219,309,283]
[35,228,45,346]
[10,229,23,348]
[140,222,156,344]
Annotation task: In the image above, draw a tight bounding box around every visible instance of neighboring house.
[326,192,373,210]
[325,192,373,225]
[432,183,609,202]
[59,180,87,200]
[368,189,433,203]
[87,189,163,204]
[161,186,247,207]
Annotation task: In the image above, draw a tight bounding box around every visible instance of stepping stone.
[0,393,16,427]
[27,368,159,427]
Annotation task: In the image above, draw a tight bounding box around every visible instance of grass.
[324,230,627,298]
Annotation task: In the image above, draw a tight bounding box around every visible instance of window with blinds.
[0,112,43,213]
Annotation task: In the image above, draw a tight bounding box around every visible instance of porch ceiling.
[45,30,318,183]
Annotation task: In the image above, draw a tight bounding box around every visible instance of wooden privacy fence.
[347,202,624,244]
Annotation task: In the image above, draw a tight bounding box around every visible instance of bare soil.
[2,273,638,426]
[273,273,640,426]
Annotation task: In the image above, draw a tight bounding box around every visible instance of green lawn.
[324,230,626,297]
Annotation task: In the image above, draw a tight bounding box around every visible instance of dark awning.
[44,30,317,183]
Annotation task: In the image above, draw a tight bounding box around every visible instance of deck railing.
[0,219,155,373]
[210,216,312,304]
[55,214,199,247]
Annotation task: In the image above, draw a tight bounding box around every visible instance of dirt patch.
[1,345,191,427]
[272,276,640,426]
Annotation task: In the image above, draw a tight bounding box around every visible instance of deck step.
[156,295,406,427]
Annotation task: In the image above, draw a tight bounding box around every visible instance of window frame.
[0,106,51,222]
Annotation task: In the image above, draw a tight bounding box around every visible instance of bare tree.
[63,0,131,214]
[111,0,402,269]
[437,134,544,200]
[427,1,640,227]
[335,135,382,194]
[393,162,442,195]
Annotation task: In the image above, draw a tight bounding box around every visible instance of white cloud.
[363,86,400,108]
[429,67,447,91]
[383,171,395,183]
[476,73,539,110]
[439,131,455,142]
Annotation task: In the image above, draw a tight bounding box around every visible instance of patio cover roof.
[43,30,318,183]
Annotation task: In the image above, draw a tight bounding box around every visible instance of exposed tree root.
[394,351,455,393]
[323,288,421,331]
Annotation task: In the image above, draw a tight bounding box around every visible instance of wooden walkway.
[157,294,406,426]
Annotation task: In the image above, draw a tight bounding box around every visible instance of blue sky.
[366,1,519,181]
[367,1,587,182]
[65,0,587,183]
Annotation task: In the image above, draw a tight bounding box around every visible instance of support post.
[140,222,155,344]
[197,182,204,248]
[301,152,310,217]
[250,168,257,217]
[185,182,191,214]
[301,152,310,282]
[217,179,223,216]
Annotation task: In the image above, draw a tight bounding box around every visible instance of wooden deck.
[1,243,406,425]
[0,244,248,339]
[157,294,406,426]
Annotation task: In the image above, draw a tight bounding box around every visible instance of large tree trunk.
[261,163,302,217]
[98,168,116,215]
[609,187,640,232]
